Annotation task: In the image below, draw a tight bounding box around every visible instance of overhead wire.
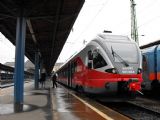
[137,0,159,15]
[134,0,160,28]
[119,0,160,37]
[138,15,160,28]
[72,0,110,43]
[58,1,110,63]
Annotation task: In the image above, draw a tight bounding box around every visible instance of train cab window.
[88,50,93,60]
[93,52,107,69]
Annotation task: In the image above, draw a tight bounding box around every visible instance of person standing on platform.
[40,73,46,88]
[52,72,57,88]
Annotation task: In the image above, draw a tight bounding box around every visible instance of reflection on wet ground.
[0,81,129,120]
[51,87,131,120]
[0,81,52,120]
[0,104,39,115]
[51,88,107,120]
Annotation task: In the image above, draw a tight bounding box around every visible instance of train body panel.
[57,34,142,96]
[142,45,160,90]
[156,46,160,80]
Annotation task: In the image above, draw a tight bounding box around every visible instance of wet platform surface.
[0,81,52,120]
[0,81,130,120]
[51,86,130,120]
[51,88,106,120]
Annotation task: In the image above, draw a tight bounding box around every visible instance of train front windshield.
[106,42,138,64]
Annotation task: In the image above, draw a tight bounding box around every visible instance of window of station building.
[93,52,107,69]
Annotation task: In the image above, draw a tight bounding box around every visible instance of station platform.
[0,80,130,120]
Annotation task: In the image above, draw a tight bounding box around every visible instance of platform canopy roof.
[0,0,85,73]
[0,63,14,72]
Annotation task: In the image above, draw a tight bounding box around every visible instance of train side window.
[74,62,77,72]
[142,55,147,71]
[93,52,107,69]
[88,50,93,60]
[88,50,94,69]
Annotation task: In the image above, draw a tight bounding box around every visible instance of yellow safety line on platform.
[69,92,114,120]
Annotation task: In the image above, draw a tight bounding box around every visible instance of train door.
[142,54,153,90]
[71,61,77,88]
[142,55,149,82]
[87,50,93,69]
[67,63,71,87]
[70,62,75,88]
[156,48,160,80]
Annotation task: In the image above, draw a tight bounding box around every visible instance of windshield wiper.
[111,46,115,61]
[111,46,129,67]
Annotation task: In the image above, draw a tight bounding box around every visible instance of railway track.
[127,97,160,115]
[102,101,160,120]
[0,80,32,88]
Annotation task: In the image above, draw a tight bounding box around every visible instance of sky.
[1,0,160,64]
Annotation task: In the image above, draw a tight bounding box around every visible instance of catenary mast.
[130,0,139,45]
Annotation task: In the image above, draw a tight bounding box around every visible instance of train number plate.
[122,67,135,74]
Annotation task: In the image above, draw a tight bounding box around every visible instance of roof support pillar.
[34,51,39,89]
[14,15,26,112]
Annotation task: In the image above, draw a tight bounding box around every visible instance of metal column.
[35,51,39,89]
[14,16,26,111]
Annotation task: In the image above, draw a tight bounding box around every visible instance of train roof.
[141,45,157,53]
[57,34,134,72]
[140,39,160,49]
[97,34,132,42]
[140,39,160,53]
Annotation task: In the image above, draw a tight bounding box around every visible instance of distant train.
[141,45,160,91]
[0,63,34,82]
[57,33,142,97]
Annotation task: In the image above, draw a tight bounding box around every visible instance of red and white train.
[57,33,143,97]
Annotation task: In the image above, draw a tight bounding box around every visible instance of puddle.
[0,104,38,115]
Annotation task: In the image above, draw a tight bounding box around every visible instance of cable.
[60,0,109,63]
[73,0,110,43]
[138,15,160,28]
[137,0,159,15]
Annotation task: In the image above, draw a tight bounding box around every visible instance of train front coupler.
[128,78,143,95]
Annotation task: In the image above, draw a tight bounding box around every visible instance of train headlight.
[129,82,141,91]
[137,68,142,74]
[105,68,117,74]
[112,69,116,73]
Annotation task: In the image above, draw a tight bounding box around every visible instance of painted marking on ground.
[69,92,114,120]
